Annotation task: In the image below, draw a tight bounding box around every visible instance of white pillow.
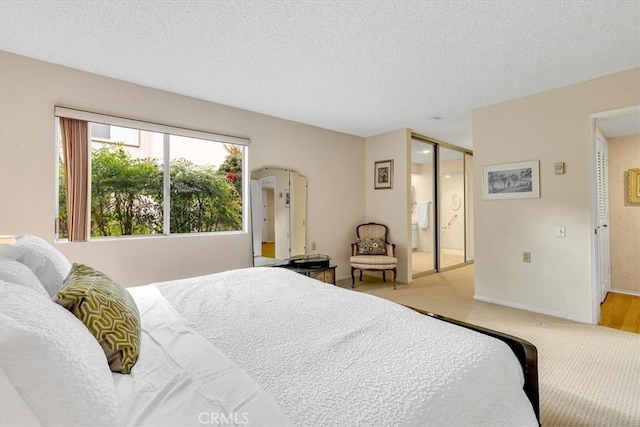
[0,281,121,426]
[0,235,71,297]
[0,258,49,298]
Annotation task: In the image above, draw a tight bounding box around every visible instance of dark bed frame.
[405,306,540,423]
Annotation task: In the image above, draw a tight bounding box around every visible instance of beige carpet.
[339,266,640,427]
[411,249,467,274]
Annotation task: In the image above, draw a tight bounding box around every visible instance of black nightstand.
[283,264,337,285]
[280,254,336,285]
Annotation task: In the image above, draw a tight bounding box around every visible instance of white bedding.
[116,285,290,426]
[150,267,538,427]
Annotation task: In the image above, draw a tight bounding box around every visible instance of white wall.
[472,68,640,323]
[608,134,640,294]
[365,129,411,283]
[0,51,365,286]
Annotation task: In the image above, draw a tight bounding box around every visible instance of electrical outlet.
[523,252,531,263]
[311,242,316,251]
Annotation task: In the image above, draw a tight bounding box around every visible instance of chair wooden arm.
[387,243,396,256]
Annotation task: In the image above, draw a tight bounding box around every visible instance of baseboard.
[610,288,640,297]
[336,275,351,283]
[473,295,593,324]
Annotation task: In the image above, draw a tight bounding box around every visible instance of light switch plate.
[555,162,565,175]
[556,226,566,237]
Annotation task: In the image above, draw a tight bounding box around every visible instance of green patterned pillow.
[55,263,141,374]
[356,237,387,255]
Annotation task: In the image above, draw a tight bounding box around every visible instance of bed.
[1,235,539,426]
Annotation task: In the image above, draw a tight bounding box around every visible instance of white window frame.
[55,107,250,240]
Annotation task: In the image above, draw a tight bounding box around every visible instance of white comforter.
[149,267,537,426]
[116,285,290,426]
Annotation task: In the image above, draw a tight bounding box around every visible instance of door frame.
[588,104,640,324]
[408,133,474,280]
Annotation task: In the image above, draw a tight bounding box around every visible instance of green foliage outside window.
[91,146,163,236]
[170,158,242,233]
[58,143,243,239]
[216,145,243,197]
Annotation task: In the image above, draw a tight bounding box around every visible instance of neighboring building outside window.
[90,123,140,147]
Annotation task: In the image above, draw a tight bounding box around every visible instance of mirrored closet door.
[410,135,473,277]
[438,147,466,270]
[410,139,436,275]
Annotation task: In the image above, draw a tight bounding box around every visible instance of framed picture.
[374,160,393,189]
[483,160,540,200]
[628,168,640,204]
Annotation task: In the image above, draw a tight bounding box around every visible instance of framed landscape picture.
[483,160,540,200]
[374,159,393,189]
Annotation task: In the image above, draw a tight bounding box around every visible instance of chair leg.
[352,268,397,289]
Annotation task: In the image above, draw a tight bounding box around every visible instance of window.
[90,123,140,146]
[56,107,248,241]
[91,123,110,140]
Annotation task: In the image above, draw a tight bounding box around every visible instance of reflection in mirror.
[410,139,436,275]
[439,147,465,269]
[250,168,307,266]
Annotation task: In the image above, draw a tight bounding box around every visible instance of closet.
[410,135,473,277]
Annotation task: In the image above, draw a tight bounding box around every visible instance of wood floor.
[600,292,640,334]
[261,241,275,258]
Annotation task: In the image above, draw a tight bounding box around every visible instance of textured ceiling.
[597,110,640,138]
[1,1,639,148]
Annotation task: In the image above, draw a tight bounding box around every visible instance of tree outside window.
[57,123,244,239]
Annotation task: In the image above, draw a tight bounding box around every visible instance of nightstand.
[286,265,336,285]
[280,254,337,285]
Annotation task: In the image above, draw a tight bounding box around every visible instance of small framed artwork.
[628,168,640,204]
[374,160,393,190]
[483,160,540,200]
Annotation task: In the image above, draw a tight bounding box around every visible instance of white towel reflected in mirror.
[418,201,429,228]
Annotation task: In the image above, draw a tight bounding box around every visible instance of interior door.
[250,179,262,256]
[596,133,611,303]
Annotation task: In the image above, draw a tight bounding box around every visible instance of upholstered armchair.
[350,222,398,289]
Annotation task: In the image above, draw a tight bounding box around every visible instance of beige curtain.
[59,117,89,241]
